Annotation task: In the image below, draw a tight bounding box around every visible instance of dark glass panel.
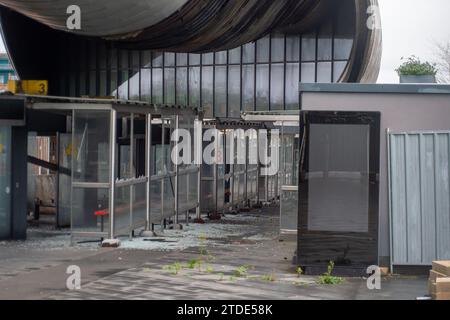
[120,50,129,69]
[317,62,332,83]
[131,51,140,69]
[141,51,152,68]
[333,61,348,82]
[88,42,97,70]
[202,52,214,65]
[140,68,151,102]
[152,52,163,67]
[285,63,299,110]
[286,35,300,62]
[242,65,254,111]
[201,66,213,118]
[271,34,285,62]
[301,62,315,83]
[176,67,188,105]
[89,70,97,96]
[301,33,316,61]
[334,4,355,60]
[109,48,118,69]
[189,66,200,107]
[152,68,163,104]
[270,63,284,110]
[118,71,128,99]
[215,66,227,117]
[189,53,201,66]
[98,43,107,69]
[255,64,269,110]
[164,52,175,67]
[228,65,241,117]
[317,22,332,61]
[176,53,188,66]
[99,70,107,96]
[129,70,140,100]
[298,112,380,274]
[229,47,241,64]
[215,51,227,65]
[164,68,175,105]
[257,36,270,63]
[243,42,255,63]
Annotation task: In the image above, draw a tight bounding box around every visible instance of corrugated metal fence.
[388,131,450,271]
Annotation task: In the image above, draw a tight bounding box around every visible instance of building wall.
[300,85,450,265]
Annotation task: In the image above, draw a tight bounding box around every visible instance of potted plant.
[396,56,438,83]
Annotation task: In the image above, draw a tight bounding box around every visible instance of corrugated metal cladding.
[388,131,450,269]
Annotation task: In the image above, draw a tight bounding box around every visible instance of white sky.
[0,1,449,83]
[378,0,450,83]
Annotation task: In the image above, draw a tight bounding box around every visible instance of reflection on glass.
[301,63,315,83]
[152,68,163,104]
[0,127,11,239]
[285,63,299,110]
[202,52,214,65]
[317,62,332,83]
[257,36,270,63]
[129,71,140,100]
[176,53,187,66]
[189,53,201,66]
[141,51,152,68]
[140,68,151,102]
[307,124,370,233]
[215,51,227,65]
[202,66,213,117]
[176,67,188,105]
[243,42,255,63]
[270,63,284,110]
[333,61,348,82]
[286,36,300,62]
[302,33,316,61]
[164,52,175,67]
[164,68,175,105]
[271,34,285,62]
[255,64,269,110]
[229,47,241,64]
[317,22,332,61]
[228,65,241,117]
[189,67,200,107]
[215,66,227,117]
[242,65,254,111]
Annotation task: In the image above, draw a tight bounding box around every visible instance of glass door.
[0,127,11,239]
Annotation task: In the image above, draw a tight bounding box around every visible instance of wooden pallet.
[429,261,450,300]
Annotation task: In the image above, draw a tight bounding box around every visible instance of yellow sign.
[0,144,3,154]
[7,80,48,95]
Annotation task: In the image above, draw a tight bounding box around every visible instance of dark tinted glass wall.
[54,8,354,117]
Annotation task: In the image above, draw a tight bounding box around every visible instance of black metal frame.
[297,111,381,276]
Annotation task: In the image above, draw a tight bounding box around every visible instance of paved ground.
[0,205,428,300]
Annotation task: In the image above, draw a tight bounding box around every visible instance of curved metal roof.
[0,0,189,37]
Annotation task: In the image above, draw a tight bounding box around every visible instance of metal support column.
[174,115,180,225]
[160,120,165,232]
[109,109,117,239]
[195,119,202,219]
[129,113,134,240]
[145,113,152,231]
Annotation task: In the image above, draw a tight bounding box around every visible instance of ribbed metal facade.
[389,131,450,270]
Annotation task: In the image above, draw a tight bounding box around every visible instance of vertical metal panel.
[389,131,450,267]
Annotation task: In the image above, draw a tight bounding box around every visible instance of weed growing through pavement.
[316,261,344,285]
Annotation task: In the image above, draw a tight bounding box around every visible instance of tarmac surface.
[0,205,428,300]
